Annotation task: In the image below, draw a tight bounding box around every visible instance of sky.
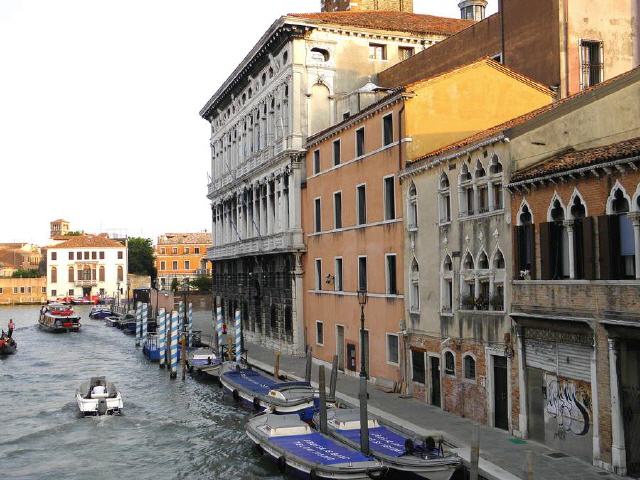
[0,0,498,245]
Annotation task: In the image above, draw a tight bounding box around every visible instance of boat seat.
[265,414,305,430]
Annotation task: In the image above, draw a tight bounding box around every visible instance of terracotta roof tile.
[510,136,640,183]
[49,235,124,249]
[413,64,640,163]
[287,11,474,36]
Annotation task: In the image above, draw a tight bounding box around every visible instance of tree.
[171,278,179,293]
[127,237,157,278]
[12,269,41,278]
[189,275,212,292]
[64,230,84,236]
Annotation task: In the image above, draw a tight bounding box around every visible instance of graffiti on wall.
[545,376,591,439]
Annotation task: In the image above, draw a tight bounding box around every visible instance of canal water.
[0,305,285,480]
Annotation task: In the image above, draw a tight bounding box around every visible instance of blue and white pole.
[235,308,241,365]
[178,301,184,334]
[215,306,223,357]
[169,310,179,379]
[135,302,142,347]
[142,302,148,345]
[188,303,193,348]
[158,308,166,369]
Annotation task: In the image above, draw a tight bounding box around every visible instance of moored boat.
[0,336,17,355]
[220,362,318,420]
[89,306,113,319]
[319,409,460,480]
[246,413,388,479]
[187,348,222,378]
[38,304,81,333]
[75,376,123,416]
[142,334,161,361]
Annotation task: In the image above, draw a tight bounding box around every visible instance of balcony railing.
[207,230,304,261]
[75,278,98,287]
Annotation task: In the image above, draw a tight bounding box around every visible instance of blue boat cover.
[337,426,406,458]
[191,358,221,367]
[224,369,279,396]
[270,432,370,465]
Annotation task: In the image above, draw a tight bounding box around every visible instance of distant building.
[0,243,43,275]
[50,219,70,240]
[155,233,212,290]
[46,235,127,300]
[321,0,413,12]
[0,277,47,305]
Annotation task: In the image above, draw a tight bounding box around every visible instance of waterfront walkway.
[244,340,625,480]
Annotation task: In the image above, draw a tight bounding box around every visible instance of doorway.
[430,356,441,407]
[82,287,91,298]
[621,340,640,477]
[493,356,509,430]
[336,325,345,371]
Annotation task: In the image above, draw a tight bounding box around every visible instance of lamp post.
[116,281,121,311]
[357,288,369,455]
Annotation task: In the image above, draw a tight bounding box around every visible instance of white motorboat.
[76,376,123,416]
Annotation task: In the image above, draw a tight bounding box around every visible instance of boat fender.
[232,389,240,402]
[97,399,107,416]
[276,456,286,473]
[404,438,415,455]
[366,466,389,479]
[252,397,261,411]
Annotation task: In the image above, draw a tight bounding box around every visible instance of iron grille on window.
[580,40,603,89]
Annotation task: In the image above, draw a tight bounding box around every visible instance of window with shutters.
[334,257,343,292]
[410,259,420,313]
[544,198,570,279]
[333,140,341,166]
[385,254,397,295]
[411,350,425,384]
[358,256,367,292]
[569,192,590,280]
[383,176,395,220]
[356,184,367,225]
[314,197,322,233]
[99,266,105,282]
[356,127,365,157]
[439,173,451,224]
[605,187,636,279]
[313,149,321,174]
[315,259,322,290]
[382,114,393,146]
[68,267,74,283]
[51,267,57,283]
[441,255,453,313]
[580,40,603,89]
[333,191,342,229]
[408,182,418,229]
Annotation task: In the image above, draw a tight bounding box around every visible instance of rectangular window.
[84,251,89,260]
[172,261,178,270]
[357,184,367,225]
[387,333,399,364]
[313,149,321,174]
[444,279,453,312]
[160,248,166,255]
[411,350,425,383]
[185,247,190,254]
[399,46,414,60]
[13,287,18,294]
[369,43,387,60]
[0,288,3,294]
[466,186,474,215]
[333,139,341,166]
[68,289,74,296]
[334,257,343,292]
[383,114,393,146]
[386,254,397,295]
[99,251,105,259]
[42,287,46,294]
[356,127,365,157]
[51,289,57,297]
[478,185,488,213]
[20,287,25,294]
[315,259,322,291]
[91,251,96,260]
[384,176,395,220]
[194,247,200,254]
[333,192,342,229]
[172,247,178,254]
[184,260,190,270]
[342,111,350,120]
[358,256,367,291]
[117,251,123,260]
[77,251,82,260]
[580,40,603,89]
[68,252,74,260]
[316,321,324,345]
[314,198,322,233]
[51,252,57,261]
[160,261,166,270]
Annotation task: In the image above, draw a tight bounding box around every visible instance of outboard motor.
[98,399,107,415]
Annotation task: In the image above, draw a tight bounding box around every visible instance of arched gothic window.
[410,259,420,313]
[464,355,476,380]
[604,186,636,279]
[445,351,455,376]
[515,202,535,277]
[545,198,570,279]
[442,255,453,312]
[478,251,489,269]
[408,183,418,229]
[439,173,451,223]
[489,154,503,174]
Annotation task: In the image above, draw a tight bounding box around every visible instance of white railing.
[206,230,304,260]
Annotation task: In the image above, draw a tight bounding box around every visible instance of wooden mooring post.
[470,426,480,480]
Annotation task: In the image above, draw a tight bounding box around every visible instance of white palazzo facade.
[201,11,467,353]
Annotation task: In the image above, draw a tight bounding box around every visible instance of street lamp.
[357,288,369,456]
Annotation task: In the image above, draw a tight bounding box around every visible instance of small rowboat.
[319,409,460,480]
[246,413,388,479]
[220,362,319,420]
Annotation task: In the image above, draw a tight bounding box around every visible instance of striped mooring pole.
[234,309,241,364]
[135,302,142,347]
[215,306,223,358]
[142,302,148,345]
[169,310,179,379]
[188,303,193,348]
[157,308,166,369]
[178,301,184,334]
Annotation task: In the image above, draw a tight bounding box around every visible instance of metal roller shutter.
[557,343,591,382]
[525,338,557,371]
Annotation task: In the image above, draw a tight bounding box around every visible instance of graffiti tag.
[545,378,590,437]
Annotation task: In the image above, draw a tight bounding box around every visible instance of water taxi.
[38,304,81,333]
[76,376,123,416]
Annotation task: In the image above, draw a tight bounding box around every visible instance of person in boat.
[8,319,15,338]
[91,380,106,397]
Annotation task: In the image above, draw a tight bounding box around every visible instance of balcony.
[75,278,98,287]
[511,280,640,325]
[206,230,305,261]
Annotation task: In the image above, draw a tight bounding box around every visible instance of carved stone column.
[565,220,576,279]
[630,212,640,279]
[608,338,627,475]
